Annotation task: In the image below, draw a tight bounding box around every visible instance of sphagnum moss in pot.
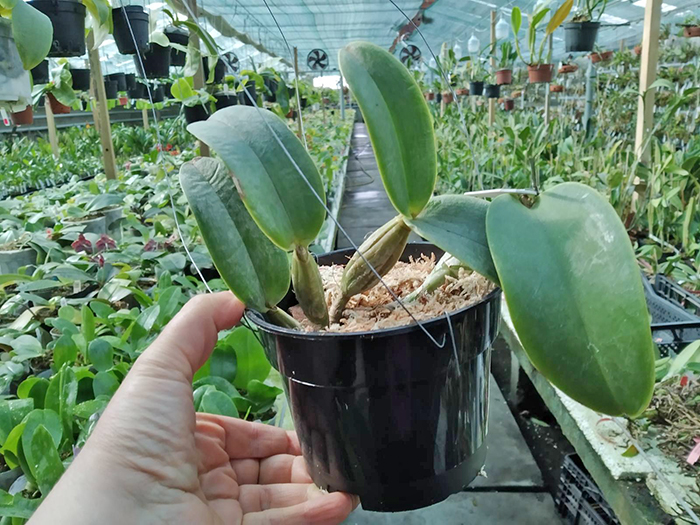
[180,42,655,512]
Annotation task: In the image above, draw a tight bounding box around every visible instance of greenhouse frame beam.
[634,0,662,163]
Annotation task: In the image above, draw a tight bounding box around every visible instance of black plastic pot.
[469,81,484,96]
[127,82,146,100]
[150,85,164,103]
[564,21,600,52]
[135,43,171,79]
[105,72,127,92]
[249,243,501,512]
[112,6,149,55]
[484,84,500,99]
[70,68,90,91]
[28,0,86,57]
[238,83,257,106]
[184,103,211,124]
[214,92,238,110]
[264,77,278,102]
[165,25,188,66]
[31,60,49,84]
[103,79,118,99]
[125,73,136,90]
[203,57,225,84]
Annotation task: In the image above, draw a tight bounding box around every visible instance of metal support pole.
[583,61,596,132]
[188,0,209,157]
[635,0,662,162]
[339,73,345,119]
[87,32,117,180]
[488,10,496,125]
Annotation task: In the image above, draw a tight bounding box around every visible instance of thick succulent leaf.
[406,195,499,284]
[179,157,290,312]
[486,182,654,417]
[187,106,325,250]
[339,41,436,218]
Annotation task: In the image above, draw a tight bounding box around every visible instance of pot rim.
[247,243,501,341]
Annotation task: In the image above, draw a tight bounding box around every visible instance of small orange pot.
[550,84,564,93]
[634,45,642,56]
[47,93,71,114]
[503,98,514,111]
[11,105,33,125]
[495,69,512,85]
[442,92,454,104]
[590,53,601,63]
[683,26,700,38]
[600,51,613,61]
[527,64,553,83]
[455,88,469,96]
[559,64,578,74]
[425,92,435,101]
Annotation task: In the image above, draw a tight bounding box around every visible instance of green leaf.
[58,305,77,322]
[0,490,41,519]
[226,326,271,390]
[192,376,241,400]
[199,389,239,418]
[179,157,290,312]
[546,0,573,36]
[159,253,187,273]
[23,425,64,494]
[207,342,237,383]
[245,379,283,405]
[81,305,96,343]
[73,396,109,419]
[666,340,700,378]
[17,377,49,410]
[511,7,522,35]
[170,77,195,102]
[405,195,499,284]
[44,366,78,442]
[1,423,25,469]
[486,182,655,417]
[187,108,326,250]
[339,42,435,218]
[92,371,119,397]
[11,0,53,70]
[87,339,113,372]
[89,301,115,321]
[52,334,78,370]
[21,409,62,451]
[156,286,182,326]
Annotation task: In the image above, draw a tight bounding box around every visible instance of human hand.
[29,292,357,525]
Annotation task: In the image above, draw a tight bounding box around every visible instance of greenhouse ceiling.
[92,0,700,76]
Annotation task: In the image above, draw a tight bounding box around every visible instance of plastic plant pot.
[112,6,149,55]
[469,81,484,95]
[28,0,86,57]
[248,243,501,513]
[128,83,146,100]
[238,83,257,106]
[0,247,36,274]
[47,92,70,114]
[503,98,515,111]
[442,91,454,104]
[563,22,600,52]
[184,103,210,124]
[70,68,90,91]
[600,51,613,61]
[203,57,225,84]
[455,88,469,96]
[634,45,642,56]
[136,43,171,79]
[425,92,435,101]
[125,73,137,90]
[10,106,33,126]
[150,85,164,103]
[495,69,512,85]
[683,26,700,38]
[527,64,554,83]
[105,72,127,92]
[214,92,238,110]
[559,64,578,74]
[550,84,564,93]
[484,84,500,98]
[103,79,118,99]
[165,26,188,66]
[31,60,49,84]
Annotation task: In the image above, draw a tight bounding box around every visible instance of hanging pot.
[527,64,553,83]
[125,73,137,90]
[165,26,188,66]
[184,103,210,124]
[550,84,564,93]
[203,57,225,84]
[70,68,90,91]
[127,82,146,100]
[105,72,127,92]
[11,106,34,126]
[600,51,613,61]
[484,84,500,98]
[634,45,642,56]
[214,92,238,110]
[150,84,164,103]
[47,92,71,114]
[103,79,118,99]
[563,21,600,52]
[424,92,435,101]
[558,64,578,74]
[31,60,50,84]
[469,81,484,95]
[28,0,85,57]
[238,83,257,106]
[455,88,469,96]
[112,6,149,55]
[495,69,512,85]
[135,43,171,79]
[503,98,515,111]
[683,26,700,38]
[441,91,454,104]
[249,243,500,513]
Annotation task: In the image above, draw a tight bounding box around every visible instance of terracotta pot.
[503,99,514,111]
[550,84,564,93]
[527,64,553,83]
[634,45,642,56]
[442,92,454,104]
[425,92,435,101]
[47,93,71,114]
[683,26,700,38]
[589,53,601,63]
[558,64,578,74]
[495,69,512,85]
[600,51,613,61]
[10,106,33,125]
[455,88,469,96]
[285,109,297,119]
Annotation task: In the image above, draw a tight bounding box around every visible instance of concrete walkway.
[337,123,562,524]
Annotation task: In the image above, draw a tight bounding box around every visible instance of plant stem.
[267,307,302,329]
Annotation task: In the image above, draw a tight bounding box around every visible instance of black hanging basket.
[103,79,118,99]
[203,57,225,84]
[484,84,500,99]
[127,82,146,100]
[184,103,211,124]
[238,83,257,106]
[150,84,165,103]
[70,68,90,91]
[112,6,149,55]
[135,43,171,79]
[28,0,86,57]
[214,92,238,110]
[469,81,484,96]
[564,22,600,53]
[125,73,137,90]
[31,60,50,84]
[105,72,127,92]
[165,26,188,67]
